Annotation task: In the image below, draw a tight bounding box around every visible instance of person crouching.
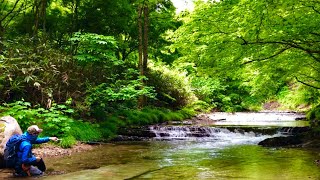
[14,125,58,177]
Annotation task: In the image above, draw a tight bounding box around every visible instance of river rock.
[0,116,23,168]
[258,136,303,147]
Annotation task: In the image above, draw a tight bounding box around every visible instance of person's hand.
[49,137,59,141]
[36,157,41,162]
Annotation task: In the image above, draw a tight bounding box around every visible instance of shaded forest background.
[0,0,320,146]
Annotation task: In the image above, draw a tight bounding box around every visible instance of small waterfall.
[149,126,282,145]
[279,127,310,135]
[149,126,231,138]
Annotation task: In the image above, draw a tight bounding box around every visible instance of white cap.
[27,125,43,134]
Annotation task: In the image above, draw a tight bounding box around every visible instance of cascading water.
[149,126,283,146]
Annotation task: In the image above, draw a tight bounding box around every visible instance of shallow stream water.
[41,121,320,180]
[42,141,320,180]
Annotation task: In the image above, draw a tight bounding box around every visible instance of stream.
[5,112,320,179]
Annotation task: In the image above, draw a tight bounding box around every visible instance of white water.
[149,126,282,146]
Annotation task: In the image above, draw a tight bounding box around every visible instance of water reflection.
[42,141,320,180]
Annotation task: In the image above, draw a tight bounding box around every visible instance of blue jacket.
[17,132,50,164]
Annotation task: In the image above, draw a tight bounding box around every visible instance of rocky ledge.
[258,132,320,148]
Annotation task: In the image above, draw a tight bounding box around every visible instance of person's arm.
[35,137,59,144]
[21,144,37,164]
[34,137,50,144]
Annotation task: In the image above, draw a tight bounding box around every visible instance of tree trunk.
[143,6,149,71]
[138,6,149,108]
[33,0,40,38]
[138,6,145,108]
[138,6,143,75]
[70,0,80,55]
[41,0,47,41]
[74,0,79,32]
[0,23,4,54]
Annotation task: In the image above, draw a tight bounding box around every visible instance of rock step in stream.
[113,126,310,141]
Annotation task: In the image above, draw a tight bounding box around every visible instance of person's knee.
[29,166,43,176]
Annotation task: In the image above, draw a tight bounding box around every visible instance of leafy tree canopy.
[172,0,320,107]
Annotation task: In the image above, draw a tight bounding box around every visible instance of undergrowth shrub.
[147,62,197,109]
[191,76,246,112]
[86,77,156,120]
[106,107,197,129]
[0,100,103,147]
[67,121,102,142]
[98,116,123,139]
[278,85,318,111]
[59,136,77,148]
[0,100,74,136]
[307,104,320,127]
[0,37,76,106]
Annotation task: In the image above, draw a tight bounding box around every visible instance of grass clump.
[59,136,77,148]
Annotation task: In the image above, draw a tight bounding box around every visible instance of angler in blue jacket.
[15,125,58,177]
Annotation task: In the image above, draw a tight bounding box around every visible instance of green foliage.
[98,115,124,139]
[71,32,118,64]
[147,62,197,109]
[86,78,156,119]
[191,77,222,104]
[278,84,319,111]
[67,121,102,142]
[115,107,197,126]
[170,0,320,111]
[0,100,74,137]
[0,36,76,105]
[307,104,320,128]
[191,75,248,112]
[59,136,77,149]
[186,100,212,113]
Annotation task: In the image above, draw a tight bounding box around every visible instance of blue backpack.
[4,134,26,168]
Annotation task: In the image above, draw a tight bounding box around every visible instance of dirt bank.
[33,142,96,158]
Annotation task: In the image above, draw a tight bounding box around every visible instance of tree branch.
[311,6,320,14]
[3,1,29,28]
[242,47,291,64]
[242,39,320,62]
[298,73,320,83]
[0,0,20,22]
[295,76,320,89]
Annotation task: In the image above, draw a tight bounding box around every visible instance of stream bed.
[42,114,320,180]
[42,141,320,180]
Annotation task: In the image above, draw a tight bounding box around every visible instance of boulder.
[258,136,303,147]
[0,116,23,168]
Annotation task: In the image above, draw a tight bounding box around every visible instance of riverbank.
[33,142,97,158]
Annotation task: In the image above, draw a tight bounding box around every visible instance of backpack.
[4,134,26,168]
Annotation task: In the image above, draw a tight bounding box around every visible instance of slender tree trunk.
[41,0,47,41]
[71,0,80,34]
[33,0,40,38]
[0,23,4,54]
[137,5,150,108]
[70,0,80,56]
[74,0,79,32]
[143,6,149,71]
[138,6,143,75]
